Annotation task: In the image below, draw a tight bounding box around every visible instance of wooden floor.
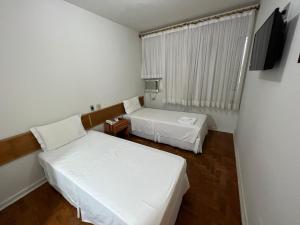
[0,130,241,225]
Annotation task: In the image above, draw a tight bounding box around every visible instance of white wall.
[235,0,300,225]
[144,91,239,133]
[0,0,143,208]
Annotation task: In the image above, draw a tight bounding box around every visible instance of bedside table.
[104,119,129,137]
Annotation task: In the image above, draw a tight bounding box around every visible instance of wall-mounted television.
[249,8,286,70]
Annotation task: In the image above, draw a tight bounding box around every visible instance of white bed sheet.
[124,108,208,154]
[39,131,189,225]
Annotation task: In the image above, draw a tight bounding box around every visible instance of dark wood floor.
[0,130,241,225]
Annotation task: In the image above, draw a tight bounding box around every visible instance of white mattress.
[124,108,208,153]
[39,131,189,225]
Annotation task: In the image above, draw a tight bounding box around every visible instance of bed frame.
[0,96,144,166]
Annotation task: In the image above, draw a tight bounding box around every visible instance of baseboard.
[233,133,248,225]
[0,177,47,211]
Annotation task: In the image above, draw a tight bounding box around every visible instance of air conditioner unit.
[144,79,160,93]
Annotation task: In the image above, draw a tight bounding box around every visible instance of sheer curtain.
[164,28,190,105]
[141,10,256,111]
[141,34,165,79]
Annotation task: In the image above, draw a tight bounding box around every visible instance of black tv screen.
[250,8,286,70]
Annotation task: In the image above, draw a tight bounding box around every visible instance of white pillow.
[30,115,87,151]
[123,96,141,114]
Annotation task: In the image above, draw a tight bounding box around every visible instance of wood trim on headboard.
[0,132,40,166]
[0,96,144,166]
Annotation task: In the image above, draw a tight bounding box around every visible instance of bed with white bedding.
[123,108,208,154]
[39,130,189,225]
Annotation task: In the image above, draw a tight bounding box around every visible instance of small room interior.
[0,0,299,225]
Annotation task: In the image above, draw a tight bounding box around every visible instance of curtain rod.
[139,3,260,38]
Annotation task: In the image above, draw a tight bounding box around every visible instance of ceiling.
[64,0,258,32]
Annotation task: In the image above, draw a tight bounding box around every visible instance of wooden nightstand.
[104,119,129,137]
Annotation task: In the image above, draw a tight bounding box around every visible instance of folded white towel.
[177,116,197,125]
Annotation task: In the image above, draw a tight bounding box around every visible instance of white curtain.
[165,28,190,105]
[141,10,256,110]
[141,34,165,79]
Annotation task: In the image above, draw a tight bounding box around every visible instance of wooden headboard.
[0,96,144,166]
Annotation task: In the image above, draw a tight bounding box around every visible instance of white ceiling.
[64,0,258,32]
